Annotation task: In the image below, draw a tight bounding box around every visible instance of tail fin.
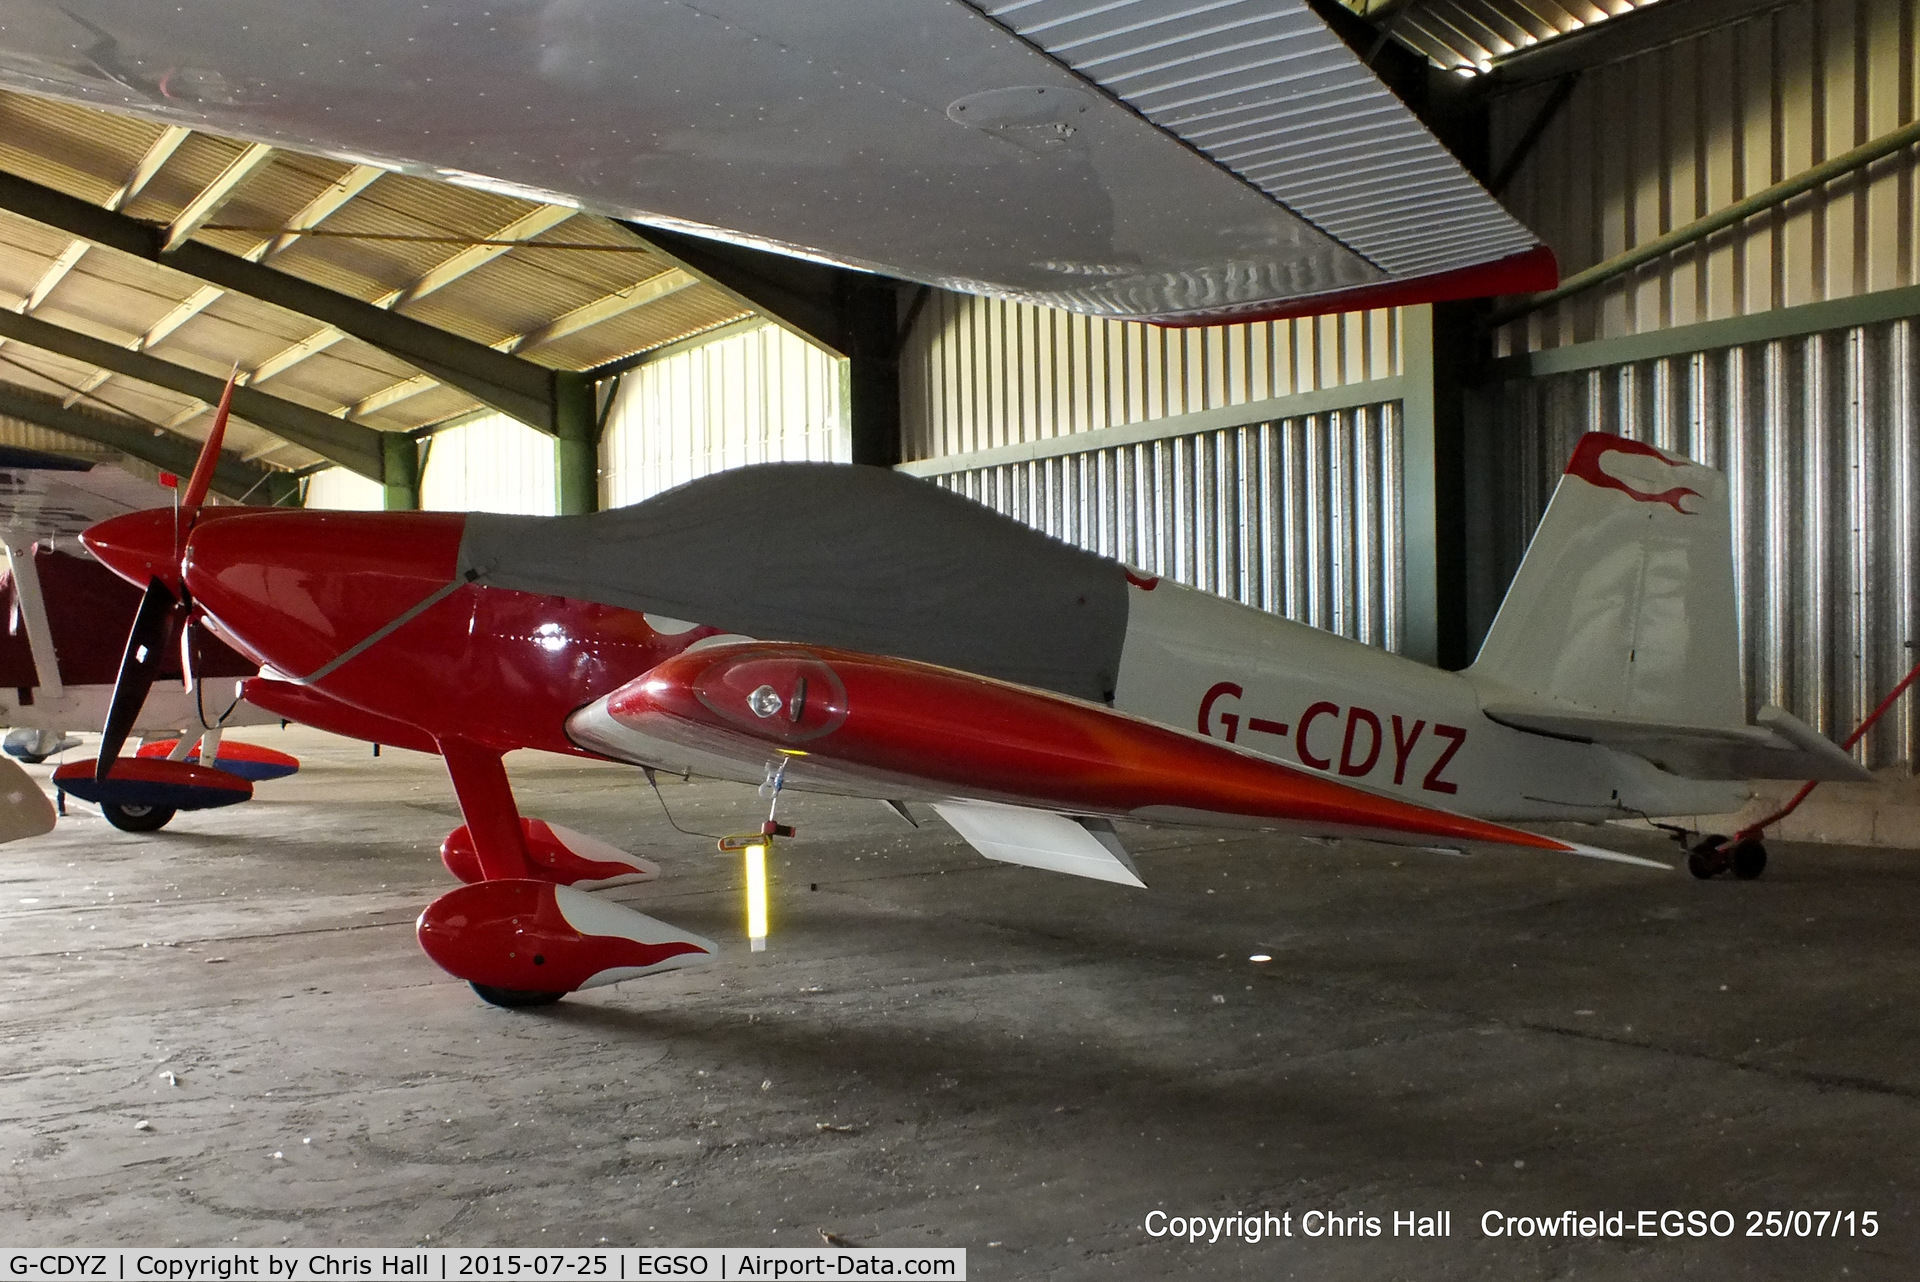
[1469,433,1743,729]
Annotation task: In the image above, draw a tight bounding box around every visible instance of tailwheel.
[101,801,177,832]
[1731,838,1768,880]
[1687,834,1730,880]
[470,982,566,1008]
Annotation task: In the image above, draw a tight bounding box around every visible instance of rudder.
[1469,433,1743,729]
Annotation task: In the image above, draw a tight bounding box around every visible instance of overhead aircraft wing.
[567,639,1669,879]
[0,1,1552,323]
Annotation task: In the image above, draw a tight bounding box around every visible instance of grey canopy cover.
[458,463,1132,703]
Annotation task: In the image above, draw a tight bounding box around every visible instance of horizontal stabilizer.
[933,800,1146,888]
[1482,701,1869,783]
[1557,841,1672,871]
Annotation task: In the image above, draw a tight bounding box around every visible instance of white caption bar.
[0,1250,966,1281]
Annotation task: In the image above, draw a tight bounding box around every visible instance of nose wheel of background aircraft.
[1686,834,1767,880]
[100,801,176,832]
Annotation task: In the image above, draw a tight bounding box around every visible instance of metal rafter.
[247,326,347,386]
[5,129,183,370]
[163,164,384,413]
[249,163,384,263]
[16,240,87,316]
[106,125,191,213]
[163,142,275,253]
[57,369,108,408]
[502,268,697,355]
[140,284,225,348]
[332,205,584,416]
[387,205,575,310]
[58,282,225,408]
[0,381,292,503]
[240,204,579,418]
[350,374,437,419]
[0,168,558,428]
[262,257,694,419]
[0,305,385,480]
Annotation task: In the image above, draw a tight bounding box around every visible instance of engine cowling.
[416,879,714,993]
[439,818,660,889]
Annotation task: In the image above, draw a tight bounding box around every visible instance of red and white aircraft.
[2,4,1861,1004]
[73,417,1864,1007]
[0,449,299,828]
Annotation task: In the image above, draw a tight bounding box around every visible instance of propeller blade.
[97,577,182,782]
[179,371,236,518]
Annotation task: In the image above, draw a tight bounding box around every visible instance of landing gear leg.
[435,738,566,1007]
[438,738,534,881]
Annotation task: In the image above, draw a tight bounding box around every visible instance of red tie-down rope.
[1736,648,1920,844]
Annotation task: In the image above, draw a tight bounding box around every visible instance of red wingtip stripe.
[1152,245,1559,328]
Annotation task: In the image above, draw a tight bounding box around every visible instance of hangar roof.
[1338,0,1667,75]
[0,89,753,478]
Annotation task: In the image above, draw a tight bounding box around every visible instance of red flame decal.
[1564,434,1700,514]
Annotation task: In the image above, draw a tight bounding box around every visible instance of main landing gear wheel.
[1685,833,1768,880]
[1687,834,1729,880]
[101,801,176,833]
[469,982,567,1008]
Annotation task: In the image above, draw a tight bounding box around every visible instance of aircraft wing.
[0,447,175,547]
[567,640,1669,881]
[1482,702,1872,784]
[0,1,1552,324]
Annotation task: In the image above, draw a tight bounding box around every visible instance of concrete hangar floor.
[0,727,1912,1278]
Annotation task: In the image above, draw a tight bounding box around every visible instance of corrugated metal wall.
[302,465,383,511]
[901,289,1400,461]
[600,322,844,509]
[1474,320,1919,769]
[0,415,114,462]
[418,413,556,515]
[933,404,1406,651]
[900,287,1408,647]
[1491,0,1917,354]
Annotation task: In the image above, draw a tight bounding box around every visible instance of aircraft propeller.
[94,374,235,782]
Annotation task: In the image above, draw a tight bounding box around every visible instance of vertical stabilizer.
[1469,433,1743,729]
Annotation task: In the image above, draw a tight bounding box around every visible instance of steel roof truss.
[0,381,290,503]
[0,169,557,431]
[0,305,385,481]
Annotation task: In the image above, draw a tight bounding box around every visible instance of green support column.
[845,282,903,468]
[553,372,600,515]
[1399,303,1477,671]
[381,431,420,511]
[259,472,305,507]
